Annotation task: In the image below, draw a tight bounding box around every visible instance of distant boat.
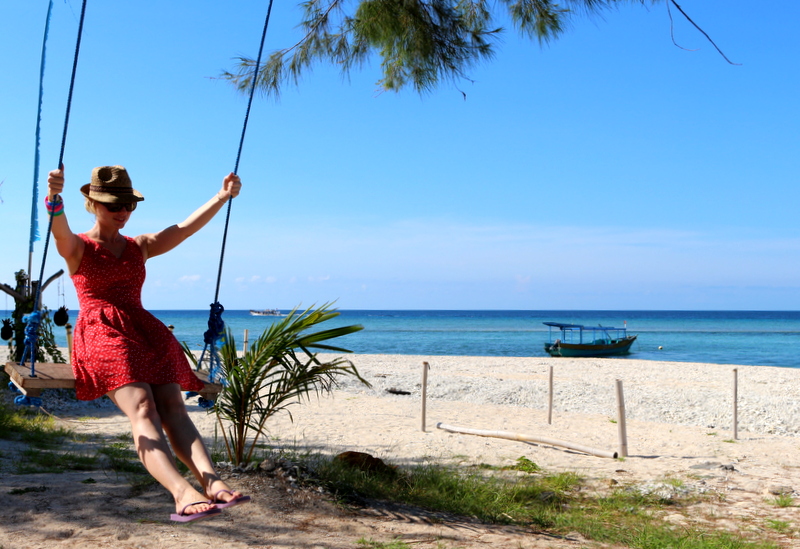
[543,322,637,357]
[249,309,282,317]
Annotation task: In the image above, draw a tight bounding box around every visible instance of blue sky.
[1,0,798,312]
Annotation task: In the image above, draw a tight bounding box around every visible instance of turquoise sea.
[11,309,800,369]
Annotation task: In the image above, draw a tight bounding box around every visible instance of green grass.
[357,538,454,549]
[1,396,101,473]
[0,398,148,479]
[9,485,47,495]
[15,447,98,474]
[316,457,581,527]
[505,456,540,473]
[764,519,792,534]
[0,392,175,507]
[127,473,158,497]
[0,399,72,448]
[97,442,146,474]
[357,538,415,549]
[664,477,685,489]
[771,494,795,508]
[309,454,780,549]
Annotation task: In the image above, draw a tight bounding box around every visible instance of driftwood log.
[436,422,618,459]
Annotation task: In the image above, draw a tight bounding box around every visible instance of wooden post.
[732,368,738,440]
[65,323,73,364]
[615,379,628,458]
[243,329,249,354]
[547,365,554,425]
[421,361,430,432]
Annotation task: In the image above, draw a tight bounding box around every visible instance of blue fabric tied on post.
[196,301,226,386]
[20,311,43,376]
[204,302,226,347]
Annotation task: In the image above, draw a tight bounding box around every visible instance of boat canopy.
[543,322,625,331]
[544,322,629,345]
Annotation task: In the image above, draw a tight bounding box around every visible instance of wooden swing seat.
[4,361,221,401]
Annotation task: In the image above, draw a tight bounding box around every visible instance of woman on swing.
[46,165,249,522]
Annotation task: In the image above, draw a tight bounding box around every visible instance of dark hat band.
[89,184,131,193]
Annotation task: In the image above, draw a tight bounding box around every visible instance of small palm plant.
[205,304,369,466]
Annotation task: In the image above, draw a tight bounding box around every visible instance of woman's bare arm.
[136,172,242,261]
[47,168,85,275]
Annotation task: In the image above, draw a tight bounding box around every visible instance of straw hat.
[80,166,144,203]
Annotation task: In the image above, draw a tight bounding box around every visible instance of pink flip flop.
[210,489,251,509]
[170,501,222,522]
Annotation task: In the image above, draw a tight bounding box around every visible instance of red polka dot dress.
[70,233,205,401]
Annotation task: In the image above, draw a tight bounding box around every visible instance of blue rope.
[22,0,88,377]
[204,302,226,346]
[202,0,275,384]
[19,311,42,368]
[197,302,226,384]
[29,0,54,251]
[57,0,88,170]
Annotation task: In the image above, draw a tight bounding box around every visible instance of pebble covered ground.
[16,352,800,438]
[328,353,800,437]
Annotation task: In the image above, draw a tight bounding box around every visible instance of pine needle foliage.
[221,0,659,94]
[211,303,369,466]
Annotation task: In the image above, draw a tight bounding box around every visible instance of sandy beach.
[3,353,800,548]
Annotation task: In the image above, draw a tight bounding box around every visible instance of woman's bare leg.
[150,383,245,503]
[108,383,216,516]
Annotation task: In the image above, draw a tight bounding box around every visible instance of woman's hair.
[85,198,97,214]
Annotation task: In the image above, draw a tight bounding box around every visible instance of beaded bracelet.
[44,196,64,216]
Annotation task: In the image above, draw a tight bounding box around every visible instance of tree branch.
[283,0,347,56]
[41,269,65,294]
[0,282,24,302]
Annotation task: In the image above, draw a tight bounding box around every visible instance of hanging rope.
[21,0,88,379]
[196,0,275,389]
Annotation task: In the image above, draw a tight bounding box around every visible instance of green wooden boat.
[543,322,637,357]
